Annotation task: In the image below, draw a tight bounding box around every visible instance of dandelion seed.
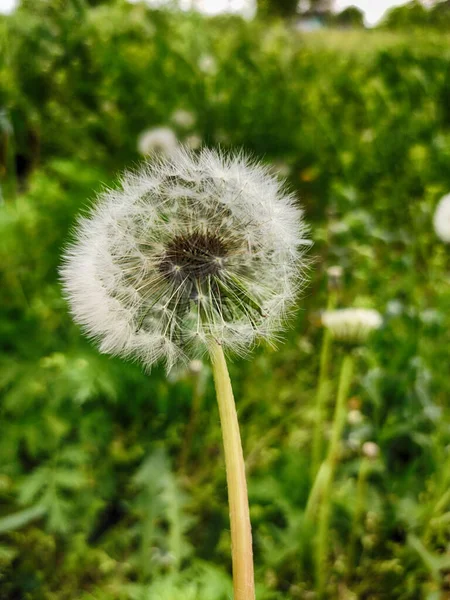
[433,193,450,243]
[137,127,178,157]
[61,147,309,370]
[321,308,382,344]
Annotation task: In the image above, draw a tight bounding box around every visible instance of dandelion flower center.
[159,232,228,283]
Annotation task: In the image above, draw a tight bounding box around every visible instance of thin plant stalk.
[315,353,354,599]
[310,328,332,478]
[209,341,255,600]
[347,456,370,579]
[311,292,337,479]
[305,460,330,521]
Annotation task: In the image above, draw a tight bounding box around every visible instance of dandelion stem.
[310,328,332,478]
[210,341,255,600]
[315,353,354,599]
[311,292,336,479]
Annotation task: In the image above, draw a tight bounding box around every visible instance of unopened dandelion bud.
[326,265,343,291]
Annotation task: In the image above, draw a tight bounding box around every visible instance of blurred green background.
[1,1,450,598]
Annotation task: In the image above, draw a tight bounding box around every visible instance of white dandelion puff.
[137,127,179,157]
[60,147,309,370]
[321,308,382,344]
[433,193,450,243]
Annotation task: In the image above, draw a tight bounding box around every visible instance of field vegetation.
[1,2,450,598]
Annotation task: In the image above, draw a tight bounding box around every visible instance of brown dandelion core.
[159,232,229,284]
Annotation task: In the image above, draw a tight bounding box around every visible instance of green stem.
[315,353,354,599]
[310,330,332,479]
[311,292,336,479]
[209,341,255,600]
[305,461,330,521]
[347,456,370,579]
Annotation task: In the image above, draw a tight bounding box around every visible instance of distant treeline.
[258,0,450,29]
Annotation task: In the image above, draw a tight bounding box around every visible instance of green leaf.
[0,504,46,535]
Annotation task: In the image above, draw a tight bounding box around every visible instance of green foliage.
[1,2,450,598]
[257,0,299,18]
[382,0,450,30]
[333,6,365,28]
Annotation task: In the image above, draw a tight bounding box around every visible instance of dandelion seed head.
[61,147,309,370]
[433,193,450,243]
[321,308,382,344]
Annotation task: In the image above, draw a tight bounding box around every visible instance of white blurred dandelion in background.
[137,127,179,158]
[433,193,450,243]
[321,308,383,344]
